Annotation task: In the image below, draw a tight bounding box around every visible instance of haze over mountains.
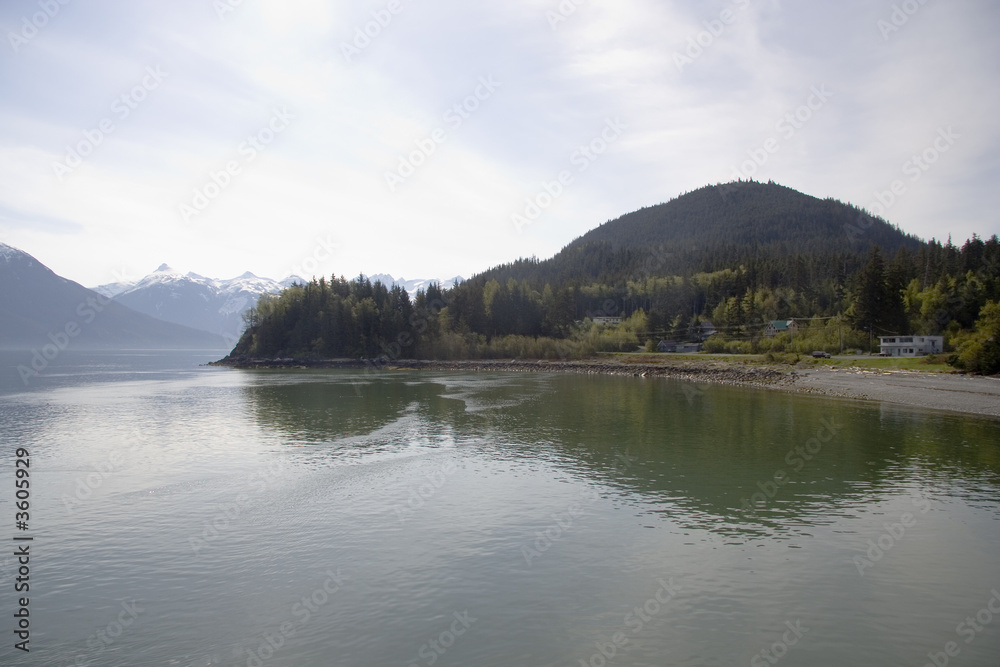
[0,243,227,350]
[92,267,464,342]
[92,265,306,342]
[4,180,991,359]
[0,239,462,354]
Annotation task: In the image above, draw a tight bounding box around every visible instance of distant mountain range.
[91,267,463,343]
[0,243,227,351]
[92,265,305,343]
[366,274,465,296]
[0,242,462,353]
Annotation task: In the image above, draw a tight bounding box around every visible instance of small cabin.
[765,320,798,338]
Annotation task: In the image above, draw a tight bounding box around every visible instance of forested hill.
[576,181,917,252]
[227,180,998,367]
[477,180,922,286]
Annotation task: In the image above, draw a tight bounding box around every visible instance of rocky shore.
[213,355,790,387]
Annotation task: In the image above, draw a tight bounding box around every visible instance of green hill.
[479,180,922,287]
[226,181,998,362]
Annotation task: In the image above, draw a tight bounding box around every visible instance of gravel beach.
[784,366,1000,418]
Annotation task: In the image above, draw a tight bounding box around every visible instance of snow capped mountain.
[92,265,307,342]
[0,242,21,262]
[91,266,459,342]
[364,274,464,297]
[0,243,227,350]
[3,242,458,349]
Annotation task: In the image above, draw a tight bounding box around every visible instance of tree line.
[230,182,999,372]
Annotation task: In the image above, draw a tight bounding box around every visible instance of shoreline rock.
[210,355,788,388]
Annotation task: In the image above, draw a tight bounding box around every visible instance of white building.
[878,336,944,357]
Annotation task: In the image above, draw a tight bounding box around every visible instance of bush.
[765,352,800,365]
[953,301,1000,375]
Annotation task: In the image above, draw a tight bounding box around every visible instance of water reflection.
[240,369,1000,535]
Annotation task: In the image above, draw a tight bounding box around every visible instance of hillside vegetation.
[227,181,1000,373]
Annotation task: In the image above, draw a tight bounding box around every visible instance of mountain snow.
[90,265,461,340]
[0,242,26,263]
[365,274,464,296]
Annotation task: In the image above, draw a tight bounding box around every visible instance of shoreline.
[211,356,1000,419]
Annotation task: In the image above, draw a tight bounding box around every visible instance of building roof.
[769,319,794,331]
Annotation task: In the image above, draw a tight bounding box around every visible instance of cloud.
[0,0,997,286]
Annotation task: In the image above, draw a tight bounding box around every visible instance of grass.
[805,354,956,373]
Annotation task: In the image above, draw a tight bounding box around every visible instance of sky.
[0,0,998,288]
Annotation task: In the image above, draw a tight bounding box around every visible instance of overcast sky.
[1,0,997,287]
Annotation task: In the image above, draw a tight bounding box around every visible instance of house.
[765,319,798,338]
[591,316,622,326]
[657,340,678,353]
[878,336,944,357]
[698,321,717,341]
[657,340,702,353]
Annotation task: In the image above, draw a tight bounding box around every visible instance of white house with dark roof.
[879,336,944,357]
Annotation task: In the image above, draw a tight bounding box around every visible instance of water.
[0,351,998,666]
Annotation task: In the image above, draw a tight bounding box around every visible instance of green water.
[0,352,998,666]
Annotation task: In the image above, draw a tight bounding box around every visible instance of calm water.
[0,351,998,666]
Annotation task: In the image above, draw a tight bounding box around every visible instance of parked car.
[811,351,831,358]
